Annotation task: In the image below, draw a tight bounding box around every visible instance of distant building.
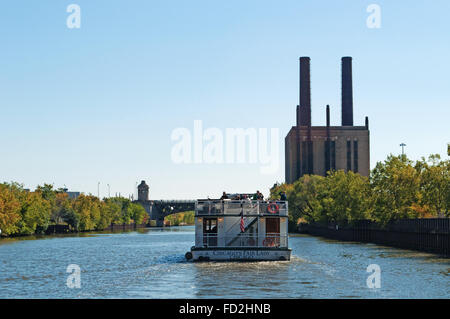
[66,192,81,200]
[61,188,81,199]
[136,180,152,220]
[137,180,149,202]
[285,57,370,184]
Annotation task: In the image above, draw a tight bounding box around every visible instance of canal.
[0,226,448,298]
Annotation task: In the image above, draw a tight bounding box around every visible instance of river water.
[0,226,448,298]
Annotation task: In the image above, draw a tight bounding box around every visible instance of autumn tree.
[0,184,21,235]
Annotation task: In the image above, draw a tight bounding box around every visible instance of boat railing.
[202,234,288,248]
[196,200,288,217]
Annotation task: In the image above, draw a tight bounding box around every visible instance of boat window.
[203,218,217,233]
[203,218,218,247]
[266,217,280,234]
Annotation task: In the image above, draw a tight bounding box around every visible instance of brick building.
[285,57,370,183]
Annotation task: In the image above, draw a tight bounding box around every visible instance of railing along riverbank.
[1,222,193,238]
[44,222,149,235]
[297,218,450,257]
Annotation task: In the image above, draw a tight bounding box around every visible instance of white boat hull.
[189,248,291,261]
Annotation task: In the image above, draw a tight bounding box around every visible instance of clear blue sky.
[1,0,449,199]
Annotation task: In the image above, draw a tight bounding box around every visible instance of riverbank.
[297,218,450,257]
[0,222,151,238]
[46,222,151,234]
[0,221,196,239]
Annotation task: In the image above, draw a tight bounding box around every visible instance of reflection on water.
[0,226,448,298]
[192,260,291,298]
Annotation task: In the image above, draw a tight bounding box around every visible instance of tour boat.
[185,198,291,261]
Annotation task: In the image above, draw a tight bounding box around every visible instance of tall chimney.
[325,105,331,173]
[341,57,353,126]
[299,57,311,126]
[326,104,330,127]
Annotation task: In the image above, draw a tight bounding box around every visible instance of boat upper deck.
[195,199,288,217]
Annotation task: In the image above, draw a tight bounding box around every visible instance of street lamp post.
[400,143,406,156]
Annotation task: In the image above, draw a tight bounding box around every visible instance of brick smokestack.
[341,57,353,126]
[325,105,331,173]
[326,104,330,127]
[299,57,311,127]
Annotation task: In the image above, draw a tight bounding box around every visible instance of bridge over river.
[134,180,195,226]
[137,199,195,227]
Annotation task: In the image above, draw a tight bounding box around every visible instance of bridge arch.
[135,199,195,227]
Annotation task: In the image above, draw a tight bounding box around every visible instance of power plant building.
[285,57,370,184]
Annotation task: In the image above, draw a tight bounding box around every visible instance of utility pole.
[97,182,100,199]
[107,184,110,198]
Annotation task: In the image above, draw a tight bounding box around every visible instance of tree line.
[270,154,450,227]
[0,183,148,236]
[165,211,195,226]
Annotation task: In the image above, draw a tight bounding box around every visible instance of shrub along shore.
[0,183,148,237]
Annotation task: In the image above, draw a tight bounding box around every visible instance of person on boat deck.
[279,191,287,201]
[253,191,264,200]
[243,194,253,207]
[220,192,229,200]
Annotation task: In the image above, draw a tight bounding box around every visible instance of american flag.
[240,211,245,233]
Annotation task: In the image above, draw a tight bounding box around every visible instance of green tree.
[51,192,69,225]
[86,196,101,230]
[288,175,327,224]
[183,211,195,224]
[102,200,122,225]
[128,203,147,225]
[107,197,132,224]
[370,155,422,224]
[61,205,80,230]
[324,170,372,223]
[17,191,52,235]
[269,183,294,200]
[416,155,450,217]
[72,194,97,231]
[165,211,194,225]
[36,184,56,209]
